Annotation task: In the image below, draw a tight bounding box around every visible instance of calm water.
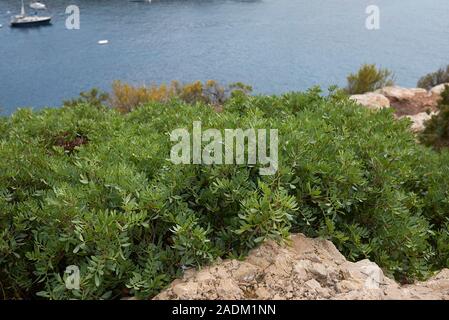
[1,0,448,114]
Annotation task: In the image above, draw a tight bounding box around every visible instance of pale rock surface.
[153,234,449,300]
[349,93,390,110]
[405,112,436,132]
[430,83,449,98]
[374,86,437,116]
[350,85,445,131]
[375,86,426,100]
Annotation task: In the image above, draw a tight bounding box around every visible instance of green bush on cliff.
[420,85,449,149]
[417,65,449,90]
[1,87,449,299]
[345,64,395,94]
[63,80,252,114]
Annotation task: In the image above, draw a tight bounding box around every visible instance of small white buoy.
[97,40,109,45]
[0,24,3,28]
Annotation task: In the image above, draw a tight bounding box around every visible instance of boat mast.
[20,0,25,16]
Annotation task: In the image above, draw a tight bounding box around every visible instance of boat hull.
[10,17,51,27]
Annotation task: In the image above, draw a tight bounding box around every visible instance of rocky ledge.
[153,234,449,300]
[350,84,449,132]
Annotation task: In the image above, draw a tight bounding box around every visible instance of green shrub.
[63,88,109,109]
[63,81,252,114]
[417,65,449,90]
[419,85,449,149]
[345,64,395,94]
[109,80,252,113]
[1,87,449,299]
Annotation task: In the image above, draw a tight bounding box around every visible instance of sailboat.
[10,0,51,27]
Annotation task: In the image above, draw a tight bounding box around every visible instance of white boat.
[11,0,51,27]
[98,40,109,45]
[30,2,47,10]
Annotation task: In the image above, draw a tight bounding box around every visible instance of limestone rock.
[430,83,449,97]
[375,86,437,116]
[376,86,425,100]
[304,279,322,291]
[172,282,199,299]
[350,93,390,110]
[153,234,449,300]
[404,112,436,132]
[255,286,271,299]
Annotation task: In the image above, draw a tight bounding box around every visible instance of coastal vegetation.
[417,65,449,90]
[2,83,449,299]
[419,85,449,149]
[345,64,395,95]
[63,80,252,113]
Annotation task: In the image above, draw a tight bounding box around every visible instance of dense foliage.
[417,65,449,90]
[62,81,252,114]
[345,64,395,94]
[2,87,449,299]
[63,88,109,110]
[420,85,449,149]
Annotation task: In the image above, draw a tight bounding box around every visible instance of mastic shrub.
[419,85,449,150]
[345,64,395,94]
[63,88,109,110]
[1,87,449,299]
[417,65,449,90]
[109,80,252,113]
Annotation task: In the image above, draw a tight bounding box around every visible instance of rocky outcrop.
[350,84,448,131]
[430,83,449,98]
[376,87,426,100]
[154,234,449,300]
[375,86,437,116]
[406,112,436,132]
[349,93,390,110]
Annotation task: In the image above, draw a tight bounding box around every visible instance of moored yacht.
[11,0,51,27]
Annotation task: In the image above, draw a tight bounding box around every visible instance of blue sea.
[1,0,448,114]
